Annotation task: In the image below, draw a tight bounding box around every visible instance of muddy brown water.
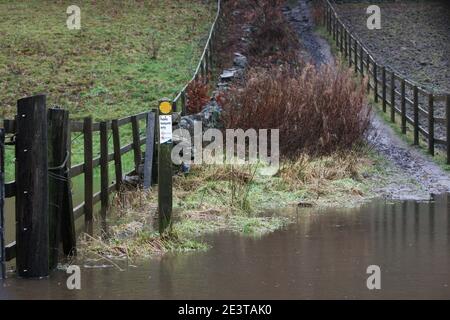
[1,195,450,299]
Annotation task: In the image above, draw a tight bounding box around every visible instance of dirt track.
[286,0,450,201]
[334,1,450,94]
[283,0,333,65]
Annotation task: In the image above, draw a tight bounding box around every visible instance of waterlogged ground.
[1,196,449,299]
[334,1,450,94]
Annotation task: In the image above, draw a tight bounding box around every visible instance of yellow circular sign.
[159,101,172,114]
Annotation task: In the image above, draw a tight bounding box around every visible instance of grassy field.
[0,0,216,120]
[0,0,216,181]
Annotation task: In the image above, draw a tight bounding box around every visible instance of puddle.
[1,195,450,299]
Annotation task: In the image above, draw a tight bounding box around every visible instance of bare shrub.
[311,0,325,26]
[221,64,371,157]
[215,0,301,69]
[185,77,210,114]
[247,0,301,67]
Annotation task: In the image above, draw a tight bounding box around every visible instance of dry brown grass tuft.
[279,152,365,189]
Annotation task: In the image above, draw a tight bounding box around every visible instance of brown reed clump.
[221,64,371,157]
[185,77,210,114]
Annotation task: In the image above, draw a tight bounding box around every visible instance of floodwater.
[1,195,450,300]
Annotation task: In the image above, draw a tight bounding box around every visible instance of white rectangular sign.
[159,115,172,144]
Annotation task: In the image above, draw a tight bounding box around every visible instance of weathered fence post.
[131,115,142,175]
[373,63,378,103]
[428,94,434,156]
[172,101,178,115]
[334,20,338,46]
[83,117,94,235]
[16,95,49,278]
[144,112,156,190]
[205,51,209,75]
[157,99,173,234]
[401,79,406,134]
[203,59,207,80]
[359,46,364,76]
[348,36,352,67]
[0,129,5,279]
[48,108,72,269]
[208,41,213,71]
[382,67,387,112]
[332,14,336,40]
[111,119,123,191]
[366,54,371,93]
[390,72,395,123]
[446,95,450,164]
[344,29,348,59]
[100,121,109,230]
[181,91,187,116]
[413,86,419,145]
[328,8,332,35]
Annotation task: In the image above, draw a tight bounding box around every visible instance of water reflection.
[1,195,449,299]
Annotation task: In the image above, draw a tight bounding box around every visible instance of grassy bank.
[81,151,386,260]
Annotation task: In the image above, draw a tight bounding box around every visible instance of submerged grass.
[80,150,386,260]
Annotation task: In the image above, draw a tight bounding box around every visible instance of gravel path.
[285,0,450,201]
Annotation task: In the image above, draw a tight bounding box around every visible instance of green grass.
[0,0,215,120]
[0,0,216,181]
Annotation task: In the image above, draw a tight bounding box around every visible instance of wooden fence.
[173,0,222,115]
[1,97,156,277]
[0,128,5,279]
[323,0,450,163]
[0,0,222,279]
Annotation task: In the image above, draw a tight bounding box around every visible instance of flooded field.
[1,195,450,300]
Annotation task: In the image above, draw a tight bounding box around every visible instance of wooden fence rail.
[172,0,222,115]
[324,0,450,163]
[0,128,5,279]
[0,102,156,276]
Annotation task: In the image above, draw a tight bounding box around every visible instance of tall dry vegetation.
[221,65,371,157]
[215,0,301,69]
[311,0,325,26]
[247,0,301,67]
[185,77,210,114]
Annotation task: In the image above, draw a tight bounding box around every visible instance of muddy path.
[285,0,450,201]
[334,1,450,94]
[284,0,333,66]
[334,0,450,144]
